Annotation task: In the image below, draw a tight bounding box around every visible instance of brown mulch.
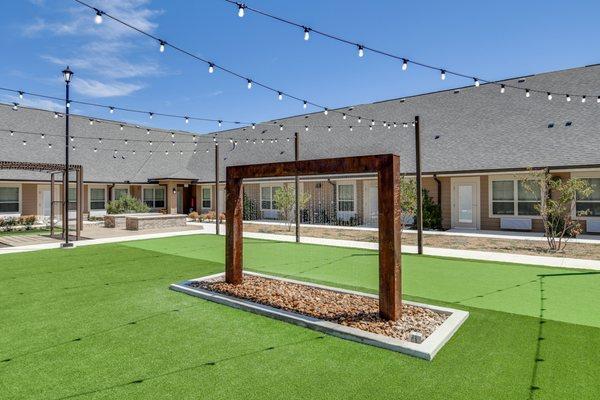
[189,274,447,341]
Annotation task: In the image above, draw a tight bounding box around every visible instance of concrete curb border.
[170,272,469,360]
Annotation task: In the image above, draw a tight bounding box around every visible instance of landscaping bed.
[188,274,447,341]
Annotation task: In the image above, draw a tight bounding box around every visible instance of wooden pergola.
[225,154,402,321]
[0,161,84,240]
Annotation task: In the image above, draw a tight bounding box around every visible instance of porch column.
[225,176,243,284]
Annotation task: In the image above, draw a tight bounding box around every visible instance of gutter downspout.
[108,183,115,203]
[433,174,442,206]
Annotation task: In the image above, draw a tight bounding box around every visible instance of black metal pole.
[215,142,220,235]
[61,74,73,248]
[415,116,423,254]
[294,132,300,243]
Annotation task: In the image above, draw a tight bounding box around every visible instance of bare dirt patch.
[242,223,600,260]
[189,274,447,341]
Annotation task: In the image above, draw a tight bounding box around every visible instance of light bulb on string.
[185,117,189,124]
[41,133,45,139]
[342,113,346,120]
[146,129,150,135]
[159,41,165,53]
[19,91,24,99]
[247,79,252,89]
[218,120,222,127]
[12,103,18,111]
[323,108,328,115]
[582,96,586,103]
[109,107,114,114]
[99,138,102,144]
[402,59,408,71]
[357,45,364,57]
[278,92,283,101]
[251,123,256,129]
[120,125,124,130]
[500,84,505,94]
[48,143,52,149]
[303,101,307,109]
[237,3,245,17]
[526,89,530,98]
[149,112,153,119]
[54,112,59,119]
[303,27,310,41]
[208,63,214,74]
[473,78,480,87]
[94,10,103,24]
[305,126,309,131]
[547,93,552,100]
[327,126,332,132]
[358,117,362,123]
[22,140,26,146]
[440,70,446,80]
[566,94,571,102]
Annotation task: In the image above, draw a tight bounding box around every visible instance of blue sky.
[1,0,599,134]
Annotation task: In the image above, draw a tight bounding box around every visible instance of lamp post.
[61,66,73,248]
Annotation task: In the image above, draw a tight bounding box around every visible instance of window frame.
[0,183,21,215]
[259,183,283,211]
[112,186,129,201]
[88,186,107,211]
[201,186,212,209]
[572,171,600,219]
[488,176,542,218]
[336,181,356,213]
[142,186,166,209]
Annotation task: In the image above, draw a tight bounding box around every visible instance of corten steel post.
[225,174,243,284]
[377,155,402,320]
[214,142,220,235]
[225,154,402,320]
[294,132,300,243]
[414,116,423,255]
[61,66,73,248]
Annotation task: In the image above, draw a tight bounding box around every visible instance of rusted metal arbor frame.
[226,154,402,320]
[0,161,83,240]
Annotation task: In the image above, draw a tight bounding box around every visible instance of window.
[201,187,211,209]
[90,188,106,210]
[68,187,77,211]
[576,178,600,217]
[260,185,281,210]
[491,179,540,216]
[0,187,19,213]
[143,187,165,209]
[114,188,129,200]
[338,184,355,212]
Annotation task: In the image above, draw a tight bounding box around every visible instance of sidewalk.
[202,223,600,271]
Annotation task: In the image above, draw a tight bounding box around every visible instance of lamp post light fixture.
[61,66,74,248]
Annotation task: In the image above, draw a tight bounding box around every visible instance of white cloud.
[25,0,163,99]
[1,94,63,112]
[73,78,144,98]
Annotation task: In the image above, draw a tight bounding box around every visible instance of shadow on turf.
[52,335,326,400]
[0,302,201,364]
[528,270,600,400]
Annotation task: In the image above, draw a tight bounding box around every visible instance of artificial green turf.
[1,234,598,399]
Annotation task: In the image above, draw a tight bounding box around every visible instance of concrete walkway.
[201,223,600,271]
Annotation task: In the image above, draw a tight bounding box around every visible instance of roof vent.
[565,121,572,127]
[518,78,526,83]
[434,135,440,140]
[547,123,555,128]
[399,99,405,103]
[454,90,460,94]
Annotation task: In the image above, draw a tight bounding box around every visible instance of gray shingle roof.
[1,64,600,183]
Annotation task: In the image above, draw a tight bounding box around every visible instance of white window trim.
[0,183,22,216]
[142,185,166,209]
[571,171,600,219]
[112,185,130,201]
[336,181,357,213]
[88,185,108,211]
[201,186,212,210]
[260,183,283,211]
[488,175,542,219]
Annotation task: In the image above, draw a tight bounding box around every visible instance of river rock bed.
[188,274,447,341]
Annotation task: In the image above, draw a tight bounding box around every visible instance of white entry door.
[452,178,480,229]
[362,181,378,226]
[218,189,225,214]
[42,190,52,217]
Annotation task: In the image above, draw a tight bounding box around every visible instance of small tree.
[399,177,417,231]
[521,169,593,252]
[273,186,311,231]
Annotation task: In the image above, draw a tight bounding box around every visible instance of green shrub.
[422,190,442,230]
[106,195,150,215]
